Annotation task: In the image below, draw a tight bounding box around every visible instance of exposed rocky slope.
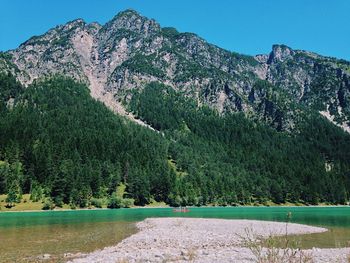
[2,9,350,132]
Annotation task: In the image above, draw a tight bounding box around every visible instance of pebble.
[68,218,350,263]
[37,253,51,260]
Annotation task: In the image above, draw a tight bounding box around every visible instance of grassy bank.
[0,194,170,212]
[1,194,348,212]
[0,194,71,212]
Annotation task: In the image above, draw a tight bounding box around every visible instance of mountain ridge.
[0,9,349,133]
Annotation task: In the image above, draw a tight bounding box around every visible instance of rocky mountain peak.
[104,9,161,36]
[267,44,295,64]
[114,8,140,18]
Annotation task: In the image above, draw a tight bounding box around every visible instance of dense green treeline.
[130,82,350,206]
[0,75,173,208]
[0,75,349,209]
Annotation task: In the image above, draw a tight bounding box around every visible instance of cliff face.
[264,45,350,132]
[3,9,350,132]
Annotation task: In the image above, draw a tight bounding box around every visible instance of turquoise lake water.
[0,207,349,262]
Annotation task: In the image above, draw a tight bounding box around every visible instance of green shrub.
[5,188,21,207]
[30,184,43,202]
[107,193,122,209]
[121,198,134,208]
[42,199,54,210]
[53,196,63,208]
[90,198,103,208]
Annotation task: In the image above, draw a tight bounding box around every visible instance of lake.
[0,206,349,262]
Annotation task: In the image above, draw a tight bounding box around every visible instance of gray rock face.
[263,46,350,132]
[4,9,350,132]
[267,44,295,64]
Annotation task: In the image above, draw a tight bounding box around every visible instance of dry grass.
[159,249,197,263]
[174,219,183,227]
[186,247,197,261]
[240,227,313,263]
[0,194,72,211]
[0,194,43,211]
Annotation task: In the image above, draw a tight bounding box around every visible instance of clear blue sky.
[1,0,349,60]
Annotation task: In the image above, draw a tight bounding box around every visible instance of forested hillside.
[129,82,350,206]
[0,74,173,208]
[0,74,349,208]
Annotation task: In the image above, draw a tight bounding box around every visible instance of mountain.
[0,9,349,208]
[1,9,349,133]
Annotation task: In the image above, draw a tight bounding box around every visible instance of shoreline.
[1,204,349,213]
[68,217,350,263]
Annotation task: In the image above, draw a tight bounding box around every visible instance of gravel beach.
[69,218,350,263]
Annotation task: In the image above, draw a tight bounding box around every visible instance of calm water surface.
[0,207,349,262]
